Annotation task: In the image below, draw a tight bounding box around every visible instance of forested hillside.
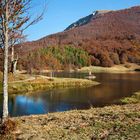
[1,6,140,71]
[18,46,91,72]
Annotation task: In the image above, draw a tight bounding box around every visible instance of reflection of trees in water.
[41,90,71,112]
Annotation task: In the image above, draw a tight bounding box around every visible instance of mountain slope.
[65,10,111,31]
[16,6,140,68]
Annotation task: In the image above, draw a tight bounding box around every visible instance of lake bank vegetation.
[78,63,140,73]
[120,91,140,104]
[0,73,99,94]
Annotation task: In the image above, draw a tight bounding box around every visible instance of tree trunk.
[2,30,9,121]
[11,59,17,74]
[11,46,14,63]
[11,46,14,73]
[11,45,17,74]
[2,1,9,121]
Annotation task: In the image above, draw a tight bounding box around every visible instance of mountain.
[65,10,111,31]
[14,6,140,69]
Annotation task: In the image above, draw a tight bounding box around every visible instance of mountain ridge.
[65,10,112,31]
[14,6,140,69]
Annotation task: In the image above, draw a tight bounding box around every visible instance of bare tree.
[0,0,9,122]
[0,0,45,122]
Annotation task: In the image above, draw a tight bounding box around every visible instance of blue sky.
[25,0,140,41]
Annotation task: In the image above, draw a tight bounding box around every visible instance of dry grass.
[11,103,140,140]
[0,74,98,94]
[79,63,140,73]
[121,91,140,104]
[8,77,99,94]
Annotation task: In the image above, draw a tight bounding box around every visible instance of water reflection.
[0,72,140,117]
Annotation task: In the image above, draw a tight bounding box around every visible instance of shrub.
[120,53,128,64]
[110,53,120,65]
[90,56,100,66]
[98,52,113,67]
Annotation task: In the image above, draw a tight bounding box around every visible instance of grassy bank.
[120,91,140,104]
[9,77,98,94]
[79,63,140,73]
[0,93,140,140]
[1,103,138,140]
[0,73,99,94]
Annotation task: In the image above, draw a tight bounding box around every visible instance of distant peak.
[65,10,112,31]
[95,10,112,15]
[92,11,97,15]
[92,10,111,16]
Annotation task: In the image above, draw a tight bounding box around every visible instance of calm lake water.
[0,72,140,117]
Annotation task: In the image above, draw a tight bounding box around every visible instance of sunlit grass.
[8,77,99,94]
[12,103,140,140]
[0,73,99,94]
[121,91,140,104]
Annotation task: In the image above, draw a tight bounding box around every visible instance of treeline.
[18,46,91,72]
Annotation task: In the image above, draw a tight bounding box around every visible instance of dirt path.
[9,74,50,83]
[9,77,36,83]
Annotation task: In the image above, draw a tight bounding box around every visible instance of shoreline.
[78,63,140,73]
[23,63,140,74]
[0,63,139,94]
[10,102,140,140]
[0,74,99,94]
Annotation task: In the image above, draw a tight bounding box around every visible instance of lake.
[0,72,140,117]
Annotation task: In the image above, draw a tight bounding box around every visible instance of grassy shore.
[120,91,140,104]
[79,63,140,73]
[0,103,138,140]
[0,73,99,94]
[10,91,139,140]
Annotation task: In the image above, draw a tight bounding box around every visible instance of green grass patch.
[0,73,99,94]
[120,91,140,104]
[8,77,99,94]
